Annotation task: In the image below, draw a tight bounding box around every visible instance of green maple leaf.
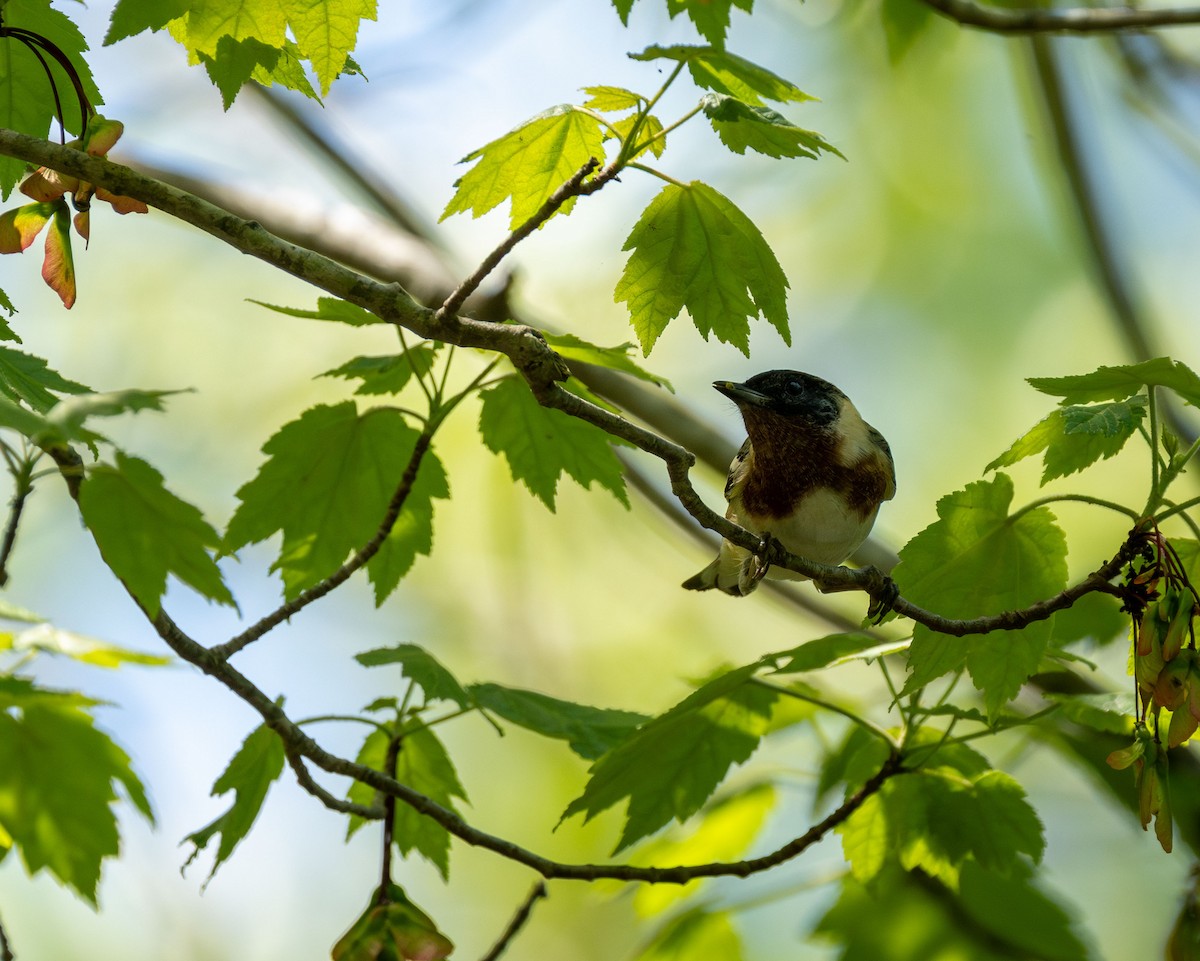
[356,644,472,708]
[630,44,810,106]
[540,332,672,390]
[346,726,466,880]
[0,287,14,317]
[633,908,747,961]
[250,296,384,326]
[287,0,375,93]
[182,722,285,883]
[0,345,90,412]
[469,682,647,760]
[441,105,606,230]
[560,664,776,852]
[0,679,153,903]
[615,181,789,355]
[0,0,104,195]
[581,85,644,112]
[477,376,628,510]
[320,346,438,395]
[702,93,842,160]
[986,398,1146,484]
[224,402,443,601]
[892,474,1067,717]
[79,452,235,616]
[1028,356,1200,406]
[201,35,281,109]
[105,0,191,43]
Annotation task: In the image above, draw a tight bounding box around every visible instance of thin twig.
[377,733,403,903]
[210,430,434,661]
[478,883,548,961]
[921,0,1200,34]
[0,484,30,587]
[0,908,12,961]
[284,751,385,819]
[436,157,609,321]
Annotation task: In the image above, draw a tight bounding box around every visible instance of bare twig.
[921,0,1200,34]
[478,883,548,961]
[284,750,385,820]
[0,482,30,587]
[377,733,403,902]
[210,430,435,661]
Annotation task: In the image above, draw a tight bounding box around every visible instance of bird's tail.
[681,559,720,591]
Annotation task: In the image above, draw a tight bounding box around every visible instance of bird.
[682,370,895,598]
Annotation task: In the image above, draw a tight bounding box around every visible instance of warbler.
[682,370,895,596]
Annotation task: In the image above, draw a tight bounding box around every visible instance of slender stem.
[626,162,688,187]
[630,103,705,158]
[1147,387,1162,512]
[1157,495,1200,526]
[377,732,404,903]
[751,677,899,750]
[615,61,686,168]
[1008,492,1141,524]
[297,714,393,736]
[0,455,34,587]
[478,883,548,961]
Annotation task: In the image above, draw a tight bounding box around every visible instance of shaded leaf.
[541,331,673,390]
[356,644,471,708]
[249,296,384,326]
[1028,357,1200,407]
[182,723,285,883]
[632,907,746,961]
[561,664,776,852]
[702,93,842,160]
[0,345,90,412]
[615,181,789,356]
[332,883,454,961]
[469,682,647,759]
[478,376,627,510]
[79,452,235,616]
[320,346,438,395]
[768,632,884,673]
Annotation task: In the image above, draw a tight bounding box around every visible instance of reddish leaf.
[0,203,57,253]
[20,167,77,203]
[95,188,148,215]
[41,204,76,309]
[74,210,91,243]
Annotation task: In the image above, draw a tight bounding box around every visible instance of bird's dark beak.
[713,380,771,408]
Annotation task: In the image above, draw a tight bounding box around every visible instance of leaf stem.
[751,677,899,750]
[626,162,688,187]
[1009,492,1140,524]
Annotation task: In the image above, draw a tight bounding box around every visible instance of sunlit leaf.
[702,93,842,160]
[541,332,673,390]
[630,44,811,105]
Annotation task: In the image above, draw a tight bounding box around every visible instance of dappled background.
[2,0,1199,958]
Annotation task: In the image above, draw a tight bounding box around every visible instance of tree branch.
[921,0,1200,34]
[210,429,435,661]
[478,883,548,961]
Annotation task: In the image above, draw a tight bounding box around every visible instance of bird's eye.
[785,380,803,395]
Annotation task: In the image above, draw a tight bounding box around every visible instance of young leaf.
[356,643,472,708]
[477,376,628,510]
[0,345,90,411]
[611,112,667,159]
[182,723,285,883]
[469,682,648,760]
[540,331,673,390]
[615,181,789,356]
[985,398,1146,484]
[346,726,467,880]
[560,664,776,852]
[1028,357,1200,407]
[249,296,384,326]
[224,403,435,600]
[0,685,153,904]
[441,105,606,229]
[630,44,812,106]
[702,93,843,160]
[581,85,644,112]
[892,474,1068,716]
[320,346,438,395]
[79,452,236,616]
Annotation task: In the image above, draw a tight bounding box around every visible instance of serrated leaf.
[0,288,14,317]
[252,40,321,102]
[702,93,843,160]
[1043,691,1135,734]
[201,35,281,109]
[985,398,1145,484]
[105,0,191,44]
[441,105,606,230]
[477,376,627,510]
[0,687,153,903]
[11,623,171,668]
[346,726,466,879]
[249,296,383,326]
[958,860,1089,961]
[610,111,667,159]
[1029,357,1200,406]
[0,0,104,195]
[541,332,672,390]
[581,84,644,112]
[320,346,437,396]
[287,0,376,95]
[469,682,647,760]
[0,345,90,412]
[356,643,471,708]
[892,474,1068,717]
[630,44,811,106]
[79,452,235,616]
[224,403,437,600]
[182,722,284,884]
[48,388,181,437]
[615,181,789,356]
[561,664,776,852]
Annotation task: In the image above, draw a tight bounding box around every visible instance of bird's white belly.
[743,488,877,579]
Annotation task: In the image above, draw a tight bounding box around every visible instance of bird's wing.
[724,438,753,503]
[866,424,897,500]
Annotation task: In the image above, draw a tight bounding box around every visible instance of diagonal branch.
[478,883,548,961]
[920,0,1200,33]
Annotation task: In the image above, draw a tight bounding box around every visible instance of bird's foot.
[863,567,900,625]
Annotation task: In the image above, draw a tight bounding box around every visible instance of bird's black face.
[714,370,842,427]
